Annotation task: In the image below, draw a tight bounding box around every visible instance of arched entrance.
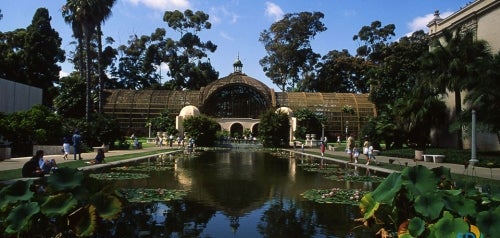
[202,84,269,118]
[251,123,259,137]
[230,123,243,138]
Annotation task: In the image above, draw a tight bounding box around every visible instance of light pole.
[470,110,478,166]
[345,121,349,139]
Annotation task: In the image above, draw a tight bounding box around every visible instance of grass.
[0,146,176,182]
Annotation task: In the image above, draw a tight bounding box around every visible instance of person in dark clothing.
[22,150,45,177]
[93,148,105,164]
[72,129,82,160]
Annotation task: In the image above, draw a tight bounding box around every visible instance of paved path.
[286,147,500,181]
[2,145,498,181]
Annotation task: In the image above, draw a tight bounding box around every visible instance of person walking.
[72,129,83,160]
[62,134,71,160]
[346,134,355,163]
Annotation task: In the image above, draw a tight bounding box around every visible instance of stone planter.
[0,146,11,161]
[414,150,424,161]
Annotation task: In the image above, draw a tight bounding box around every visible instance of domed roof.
[200,72,273,105]
[179,105,200,117]
[276,107,293,117]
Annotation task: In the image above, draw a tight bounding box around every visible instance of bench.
[422,154,445,163]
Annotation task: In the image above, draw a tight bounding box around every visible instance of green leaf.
[371,172,402,204]
[408,217,425,237]
[68,205,98,237]
[414,192,445,220]
[402,165,438,197]
[40,193,78,217]
[476,206,500,237]
[428,211,469,238]
[1,180,35,204]
[5,202,40,234]
[442,192,477,217]
[47,167,84,191]
[359,193,380,219]
[90,192,122,220]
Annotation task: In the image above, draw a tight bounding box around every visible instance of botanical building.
[103,60,376,140]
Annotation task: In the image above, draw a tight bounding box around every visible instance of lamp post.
[345,121,349,139]
[469,110,478,166]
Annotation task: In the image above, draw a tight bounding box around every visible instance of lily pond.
[89,150,383,237]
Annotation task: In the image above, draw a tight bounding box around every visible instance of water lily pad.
[117,188,188,203]
[414,192,445,220]
[4,202,40,234]
[442,191,477,217]
[0,180,34,207]
[89,172,150,180]
[48,167,84,191]
[90,192,122,220]
[68,205,98,237]
[297,163,339,174]
[301,188,367,205]
[476,206,500,237]
[326,174,385,183]
[428,211,468,238]
[408,217,425,237]
[111,163,174,172]
[40,193,78,217]
[402,165,438,197]
[371,172,402,204]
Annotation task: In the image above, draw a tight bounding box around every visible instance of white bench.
[422,154,445,163]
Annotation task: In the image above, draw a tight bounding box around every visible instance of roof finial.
[233,53,243,73]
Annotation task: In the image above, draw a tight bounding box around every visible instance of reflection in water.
[109,151,375,237]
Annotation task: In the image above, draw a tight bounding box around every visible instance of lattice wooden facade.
[103,72,376,138]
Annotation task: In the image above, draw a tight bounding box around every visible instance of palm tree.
[424,27,491,149]
[62,0,115,121]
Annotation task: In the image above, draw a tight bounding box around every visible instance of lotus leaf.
[90,192,122,220]
[402,165,438,197]
[359,193,380,220]
[40,193,78,217]
[1,180,34,203]
[89,172,150,180]
[370,172,402,204]
[428,211,468,238]
[117,188,188,203]
[442,192,477,217]
[111,163,174,172]
[48,167,84,191]
[476,206,500,237]
[301,188,366,205]
[68,205,98,237]
[408,217,425,236]
[5,202,40,234]
[414,192,445,220]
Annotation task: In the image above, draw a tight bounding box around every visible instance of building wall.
[0,78,42,114]
[428,0,500,150]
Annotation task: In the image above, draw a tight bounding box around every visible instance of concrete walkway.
[2,145,498,181]
[285,147,500,181]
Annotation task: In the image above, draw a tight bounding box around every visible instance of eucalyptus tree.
[259,11,326,91]
[423,28,491,149]
[162,10,218,90]
[310,49,371,93]
[112,29,165,89]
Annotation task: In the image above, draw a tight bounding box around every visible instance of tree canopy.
[259,11,326,91]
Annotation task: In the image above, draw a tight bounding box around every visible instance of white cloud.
[265,2,284,22]
[407,11,453,34]
[126,0,191,11]
[210,6,239,24]
[59,70,69,78]
[220,31,234,41]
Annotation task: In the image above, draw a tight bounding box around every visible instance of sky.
[0,0,473,91]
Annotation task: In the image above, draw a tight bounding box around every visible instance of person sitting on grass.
[22,150,57,177]
[89,148,106,164]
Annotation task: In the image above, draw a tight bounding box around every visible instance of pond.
[94,150,383,237]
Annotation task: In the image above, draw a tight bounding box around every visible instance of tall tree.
[0,8,64,106]
[259,110,290,147]
[353,20,395,64]
[94,0,116,113]
[24,8,65,106]
[423,28,491,149]
[162,10,218,90]
[62,0,114,121]
[463,51,500,142]
[259,12,326,91]
[112,30,164,89]
[311,49,371,93]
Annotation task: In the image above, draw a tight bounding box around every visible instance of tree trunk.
[84,31,92,122]
[455,88,463,149]
[97,24,103,114]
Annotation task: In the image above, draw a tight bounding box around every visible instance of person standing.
[72,129,82,160]
[363,137,370,163]
[346,134,355,163]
